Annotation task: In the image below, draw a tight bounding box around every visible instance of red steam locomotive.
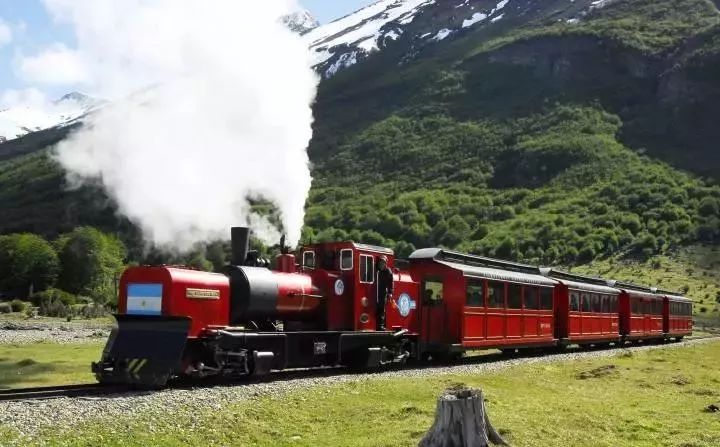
[92,227,693,386]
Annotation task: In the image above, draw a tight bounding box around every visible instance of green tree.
[55,227,126,304]
[0,233,59,298]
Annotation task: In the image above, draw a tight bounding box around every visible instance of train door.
[356,253,376,331]
[420,276,446,347]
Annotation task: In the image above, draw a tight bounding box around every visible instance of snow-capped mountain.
[304,0,602,79]
[283,10,320,35]
[0,92,103,143]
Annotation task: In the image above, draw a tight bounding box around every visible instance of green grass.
[0,342,102,389]
[3,341,719,446]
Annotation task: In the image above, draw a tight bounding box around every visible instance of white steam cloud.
[44,0,317,249]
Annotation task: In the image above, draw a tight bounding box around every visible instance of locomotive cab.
[297,241,396,332]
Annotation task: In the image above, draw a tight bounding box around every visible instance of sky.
[0,0,371,106]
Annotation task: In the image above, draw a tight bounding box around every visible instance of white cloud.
[0,87,48,109]
[0,18,12,47]
[16,43,89,85]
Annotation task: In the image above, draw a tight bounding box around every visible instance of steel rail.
[0,383,132,402]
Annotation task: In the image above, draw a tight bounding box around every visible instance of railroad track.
[0,383,131,402]
[1,335,716,403]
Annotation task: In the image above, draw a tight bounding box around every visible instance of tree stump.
[419,387,508,447]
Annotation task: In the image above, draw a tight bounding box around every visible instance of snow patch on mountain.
[0,92,102,143]
[304,0,435,77]
[282,10,319,35]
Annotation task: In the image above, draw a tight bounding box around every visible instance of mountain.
[304,0,604,78]
[0,0,719,269]
[0,92,102,143]
[283,9,320,35]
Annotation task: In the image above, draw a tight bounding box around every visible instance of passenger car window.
[601,295,609,313]
[610,296,618,313]
[631,299,640,314]
[581,293,591,312]
[525,287,539,310]
[508,284,522,309]
[592,294,601,313]
[540,288,553,310]
[423,279,443,304]
[466,278,484,307]
[569,292,580,312]
[487,282,505,308]
[359,255,374,284]
[340,249,353,270]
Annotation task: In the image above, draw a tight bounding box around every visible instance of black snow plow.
[92,315,191,387]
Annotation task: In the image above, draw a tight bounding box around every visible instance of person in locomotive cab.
[376,255,394,331]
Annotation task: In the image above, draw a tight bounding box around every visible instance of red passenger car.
[409,249,556,357]
[613,282,665,342]
[541,270,621,347]
[659,290,693,340]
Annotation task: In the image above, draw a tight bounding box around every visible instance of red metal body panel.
[410,261,461,346]
[462,282,555,348]
[555,282,620,344]
[409,258,556,349]
[385,273,421,334]
[664,295,693,337]
[274,272,321,320]
[298,241,411,332]
[618,290,664,339]
[119,266,230,338]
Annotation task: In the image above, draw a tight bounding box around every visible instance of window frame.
[569,291,580,312]
[581,293,591,313]
[507,283,522,310]
[423,277,444,305]
[359,254,374,284]
[539,287,553,310]
[525,286,540,311]
[302,251,316,269]
[340,249,353,271]
[465,278,485,307]
[487,281,506,309]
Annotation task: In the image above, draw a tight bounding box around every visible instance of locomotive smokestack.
[231,227,251,266]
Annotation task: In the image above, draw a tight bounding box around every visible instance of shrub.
[9,299,27,313]
[32,288,78,306]
[0,303,11,313]
[39,300,70,318]
[700,307,708,313]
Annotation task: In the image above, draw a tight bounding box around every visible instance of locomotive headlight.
[361,297,369,308]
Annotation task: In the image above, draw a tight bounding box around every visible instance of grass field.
[0,342,102,389]
[1,340,718,447]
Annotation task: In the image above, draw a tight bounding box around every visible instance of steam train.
[92,227,693,387]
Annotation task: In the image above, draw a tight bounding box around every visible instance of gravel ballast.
[0,337,717,444]
[0,327,109,345]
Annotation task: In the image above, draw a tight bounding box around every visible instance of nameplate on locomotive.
[186,288,221,300]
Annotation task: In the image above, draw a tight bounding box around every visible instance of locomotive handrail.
[287,292,325,299]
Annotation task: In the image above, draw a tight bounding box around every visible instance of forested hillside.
[304,0,720,263]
